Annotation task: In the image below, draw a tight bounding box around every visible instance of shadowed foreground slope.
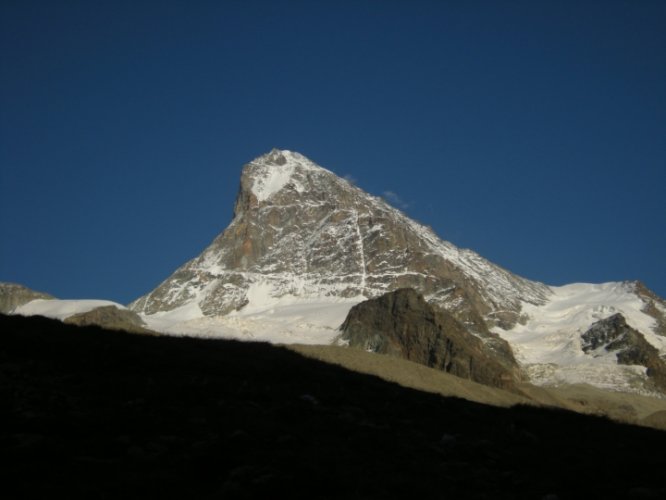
[2,314,665,499]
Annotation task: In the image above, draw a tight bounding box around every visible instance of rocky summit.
[130,149,549,333]
[125,149,666,396]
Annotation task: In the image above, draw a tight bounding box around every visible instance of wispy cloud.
[382,190,410,209]
[343,173,358,185]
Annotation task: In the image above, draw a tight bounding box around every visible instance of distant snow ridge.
[130,149,551,338]
[13,299,127,321]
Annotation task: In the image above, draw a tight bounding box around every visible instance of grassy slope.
[289,344,530,408]
[3,313,666,499]
[290,344,666,428]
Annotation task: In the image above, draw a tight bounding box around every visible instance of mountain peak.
[253,148,293,166]
[241,149,333,204]
[124,150,666,395]
[132,150,550,329]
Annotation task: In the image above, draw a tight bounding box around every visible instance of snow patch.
[247,149,338,202]
[243,280,280,312]
[251,161,296,202]
[13,299,126,321]
[140,301,205,331]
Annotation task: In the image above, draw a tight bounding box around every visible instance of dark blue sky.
[2,0,665,303]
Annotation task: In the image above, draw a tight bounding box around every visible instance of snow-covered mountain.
[130,149,549,332]
[7,149,666,395]
[126,149,666,395]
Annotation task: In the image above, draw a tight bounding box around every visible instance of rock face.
[125,149,666,395]
[582,314,666,391]
[634,281,666,338]
[64,306,154,335]
[130,149,550,332]
[0,282,54,314]
[339,288,523,390]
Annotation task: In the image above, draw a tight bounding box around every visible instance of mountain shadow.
[2,313,665,499]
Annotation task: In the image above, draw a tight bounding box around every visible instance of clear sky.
[1,0,665,304]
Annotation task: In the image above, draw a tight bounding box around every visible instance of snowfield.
[140,297,361,345]
[12,299,127,321]
[133,275,365,344]
[10,293,362,346]
[9,281,666,395]
[495,282,666,394]
[138,280,364,344]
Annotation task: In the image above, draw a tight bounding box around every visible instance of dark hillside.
[2,314,665,499]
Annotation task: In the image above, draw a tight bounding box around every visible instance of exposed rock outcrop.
[0,282,54,314]
[64,306,154,335]
[339,288,523,390]
[634,281,666,338]
[581,313,666,391]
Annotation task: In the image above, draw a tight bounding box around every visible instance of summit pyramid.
[127,149,666,394]
[130,149,550,332]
